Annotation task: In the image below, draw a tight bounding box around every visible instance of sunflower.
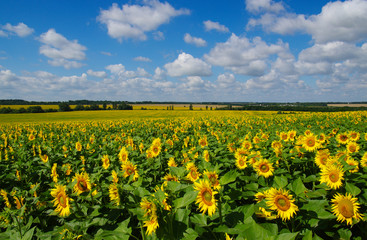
[203,150,210,162]
[143,216,159,236]
[109,183,120,206]
[320,164,344,189]
[361,152,367,168]
[248,151,262,165]
[0,189,11,208]
[318,133,327,144]
[121,161,139,181]
[279,132,289,142]
[140,198,157,218]
[40,154,49,163]
[198,136,208,148]
[163,173,179,183]
[97,153,108,168]
[346,158,359,173]
[241,140,252,150]
[266,187,298,221]
[348,131,360,141]
[346,142,359,154]
[204,170,221,190]
[73,172,91,195]
[13,196,24,209]
[271,140,282,150]
[28,134,35,141]
[193,179,217,216]
[111,170,119,183]
[235,156,247,170]
[167,157,177,167]
[331,193,363,225]
[254,159,274,178]
[50,184,72,217]
[235,148,248,160]
[288,130,296,141]
[51,163,58,183]
[336,133,349,145]
[302,134,319,152]
[75,141,82,151]
[186,162,201,182]
[118,147,128,163]
[315,149,330,169]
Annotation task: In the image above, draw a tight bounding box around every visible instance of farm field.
[0,111,367,239]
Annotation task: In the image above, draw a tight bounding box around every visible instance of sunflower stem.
[139,220,147,240]
[218,194,223,225]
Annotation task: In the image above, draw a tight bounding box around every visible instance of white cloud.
[101,51,112,56]
[247,0,367,43]
[106,64,125,75]
[134,56,152,62]
[153,31,165,40]
[164,52,212,77]
[2,22,34,37]
[204,34,290,75]
[245,0,285,14]
[153,67,166,80]
[203,20,229,32]
[183,33,207,47]
[216,73,236,89]
[97,1,189,41]
[39,29,87,69]
[87,70,107,78]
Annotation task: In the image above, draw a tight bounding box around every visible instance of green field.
[0,110,277,124]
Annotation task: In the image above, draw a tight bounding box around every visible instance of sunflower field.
[0,111,367,239]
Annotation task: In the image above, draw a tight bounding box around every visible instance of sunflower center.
[320,156,328,165]
[127,168,133,175]
[338,199,354,218]
[191,170,198,179]
[77,179,88,191]
[275,195,290,211]
[209,176,216,185]
[349,145,356,152]
[239,159,245,166]
[260,163,269,172]
[57,193,67,208]
[307,139,315,147]
[202,190,213,205]
[341,135,348,141]
[329,172,339,183]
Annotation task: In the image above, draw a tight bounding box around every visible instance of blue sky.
[1,0,367,102]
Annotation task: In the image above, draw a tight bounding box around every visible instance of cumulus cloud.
[204,34,290,76]
[247,0,367,43]
[183,33,207,47]
[1,22,34,37]
[203,20,229,32]
[245,0,285,14]
[87,70,107,78]
[134,56,152,62]
[164,52,212,77]
[97,1,190,41]
[38,29,87,69]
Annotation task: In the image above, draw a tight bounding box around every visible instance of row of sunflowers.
[0,111,367,239]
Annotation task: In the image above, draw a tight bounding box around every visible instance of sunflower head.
[186,162,200,182]
[193,179,217,216]
[302,134,319,152]
[331,193,363,225]
[73,172,91,195]
[266,187,298,221]
[121,161,139,181]
[320,164,344,189]
[109,183,120,206]
[254,159,274,178]
[101,155,110,169]
[204,170,221,190]
[51,184,71,217]
[119,147,129,162]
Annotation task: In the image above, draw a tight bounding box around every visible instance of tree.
[58,102,72,112]
[189,104,193,110]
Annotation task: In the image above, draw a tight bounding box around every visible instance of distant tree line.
[0,101,132,114]
[216,105,367,112]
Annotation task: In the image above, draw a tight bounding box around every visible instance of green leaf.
[219,170,238,185]
[273,175,288,189]
[302,230,312,240]
[182,228,199,240]
[190,214,207,226]
[292,177,307,195]
[174,190,197,208]
[21,227,36,240]
[345,182,361,196]
[337,228,352,240]
[154,188,166,204]
[275,232,299,240]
